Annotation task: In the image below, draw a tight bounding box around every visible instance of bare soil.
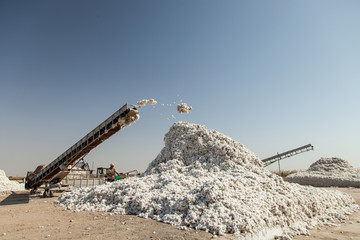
[0,187,359,240]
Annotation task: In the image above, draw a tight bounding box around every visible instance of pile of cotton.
[65,167,90,179]
[286,157,360,188]
[56,123,358,239]
[177,103,192,114]
[0,169,24,193]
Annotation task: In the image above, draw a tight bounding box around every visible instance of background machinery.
[262,144,314,169]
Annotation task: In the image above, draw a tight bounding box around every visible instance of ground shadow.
[0,191,30,205]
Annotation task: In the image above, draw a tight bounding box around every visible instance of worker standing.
[106,163,119,182]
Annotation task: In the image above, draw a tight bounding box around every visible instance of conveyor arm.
[25,104,138,190]
[262,144,314,167]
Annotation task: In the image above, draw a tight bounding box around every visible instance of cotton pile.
[56,122,358,239]
[65,167,90,179]
[286,157,360,187]
[177,103,192,114]
[0,169,24,193]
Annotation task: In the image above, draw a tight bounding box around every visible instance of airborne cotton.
[177,103,192,114]
[56,122,358,238]
[136,99,158,108]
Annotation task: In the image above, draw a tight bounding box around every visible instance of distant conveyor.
[262,144,314,167]
[25,104,139,193]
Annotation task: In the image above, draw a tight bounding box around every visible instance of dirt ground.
[0,188,359,240]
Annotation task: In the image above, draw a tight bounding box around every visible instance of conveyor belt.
[25,104,138,190]
[262,144,314,167]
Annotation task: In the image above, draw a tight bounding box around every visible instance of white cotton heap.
[65,167,90,180]
[136,99,158,108]
[0,169,24,193]
[286,157,360,188]
[55,122,359,239]
[177,103,192,114]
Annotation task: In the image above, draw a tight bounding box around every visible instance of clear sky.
[1,0,359,176]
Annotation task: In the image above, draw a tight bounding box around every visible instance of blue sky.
[1,0,359,176]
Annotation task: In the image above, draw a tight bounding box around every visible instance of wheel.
[43,190,48,198]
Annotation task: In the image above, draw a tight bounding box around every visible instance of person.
[81,158,88,170]
[106,163,119,182]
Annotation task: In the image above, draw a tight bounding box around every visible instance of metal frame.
[262,144,314,167]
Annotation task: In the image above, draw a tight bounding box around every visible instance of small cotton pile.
[136,98,158,108]
[308,157,356,172]
[0,169,24,193]
[286,157,360,188]
[56,123,358,239]
[65,167,90,179]
[177,103,192,114]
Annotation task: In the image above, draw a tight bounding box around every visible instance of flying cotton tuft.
[177,103,192,114]
[136,99,158,108]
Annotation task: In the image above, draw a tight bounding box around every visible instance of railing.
[62,176,105,188]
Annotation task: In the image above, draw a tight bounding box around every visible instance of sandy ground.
[0,188,359,240]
